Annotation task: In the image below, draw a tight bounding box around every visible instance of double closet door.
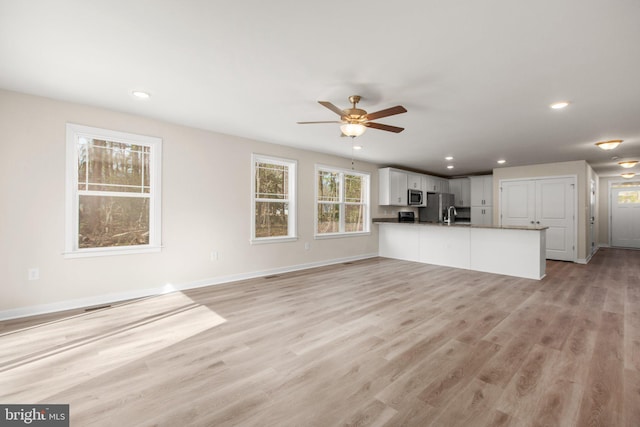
[500,177,576,261]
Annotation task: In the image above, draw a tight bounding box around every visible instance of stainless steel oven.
[408,189,423,205]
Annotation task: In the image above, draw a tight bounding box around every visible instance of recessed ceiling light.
[445,156,453,161]
[447,165,454,169]
[132,91,150,99]
[550,101,569,109]
[621,172,635,179]
[596,140,623,150]
[618,160,638,168]
[353,145,362,150]
[497,159,506,164]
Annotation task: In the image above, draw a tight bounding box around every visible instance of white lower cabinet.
[471,206,492,225]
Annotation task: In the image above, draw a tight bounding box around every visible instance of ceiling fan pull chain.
[351,139,356,170]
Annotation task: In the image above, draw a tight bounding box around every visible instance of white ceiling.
[1,0,639,177]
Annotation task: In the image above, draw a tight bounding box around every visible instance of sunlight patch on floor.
[0,292,226,403]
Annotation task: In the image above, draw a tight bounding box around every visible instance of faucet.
[445,206,457,225]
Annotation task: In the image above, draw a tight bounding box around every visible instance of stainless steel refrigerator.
[419,193,455,223]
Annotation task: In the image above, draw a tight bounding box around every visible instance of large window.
[251,154,297,243]
[315,165,370,237]
[65,124,162,257]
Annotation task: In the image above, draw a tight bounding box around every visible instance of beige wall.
[0,90,393,316]
[492,160,596,261]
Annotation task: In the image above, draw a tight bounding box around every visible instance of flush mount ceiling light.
[621,172,636,179]
[353,145,362,150]
[595,139,623,150]
[445,156,453,161]
[550,101,570,109]
[132,91,150,99]
[618,160,638,168]
[340,123,366,137]
[497,159,506,164]
[447,165,454,169]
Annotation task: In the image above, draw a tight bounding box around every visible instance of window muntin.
[77,138,151,193]
[315,166,369,237]
[251,155,297,242]
[65,124,162,257]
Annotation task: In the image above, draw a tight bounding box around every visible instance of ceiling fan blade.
[365,105,407,121]
[318,101,347,117]
[364,122,405,133]
[297,121,342,124]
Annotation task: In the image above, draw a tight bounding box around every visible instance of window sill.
[314,231,371,240]
[250,236,298,245]
[63,245,162,259]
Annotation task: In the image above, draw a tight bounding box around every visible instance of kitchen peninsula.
[374,219,547,280]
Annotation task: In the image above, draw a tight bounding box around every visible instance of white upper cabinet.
[422,175,436,192]
[379,167,450,206]
[423,175,448,193]
[449,178,471,207]
[407,173,422,190]
[379,167,408,206]
[438,178,450,194]
[470,175,493,206]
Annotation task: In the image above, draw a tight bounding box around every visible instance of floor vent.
[343,262,354,265]
[264,275,280,279]
[85,305,111,312]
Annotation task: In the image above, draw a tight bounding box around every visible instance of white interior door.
[500,180,536,226]
[611,186,640,248]
[500,177,575,261]
[536,178,575,261]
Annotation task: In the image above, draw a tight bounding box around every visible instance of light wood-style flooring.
[1,248,639,426]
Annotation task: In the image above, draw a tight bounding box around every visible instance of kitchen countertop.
[372,218,548,231]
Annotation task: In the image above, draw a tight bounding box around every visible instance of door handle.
[536,221,540,224]
[530,221,534,224]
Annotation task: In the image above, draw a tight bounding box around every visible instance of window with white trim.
[65,124,162,257]
[315,165,370,237]
[251,154,297,243]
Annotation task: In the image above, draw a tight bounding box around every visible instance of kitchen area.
[375,167,547,280]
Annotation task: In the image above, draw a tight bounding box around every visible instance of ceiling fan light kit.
[340,123,366,137]
[298,95,407,138]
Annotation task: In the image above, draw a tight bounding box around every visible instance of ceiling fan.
[297,95,407,137]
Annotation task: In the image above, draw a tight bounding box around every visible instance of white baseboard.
[0,253,378,321]
[598,243,611,248]
[577,246,600,264]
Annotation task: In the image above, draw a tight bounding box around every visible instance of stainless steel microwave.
[408,189,423,205]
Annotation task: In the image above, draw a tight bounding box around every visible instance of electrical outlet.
[28,268,39,281]
[210,251,219,261]
[304,242,310,251]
